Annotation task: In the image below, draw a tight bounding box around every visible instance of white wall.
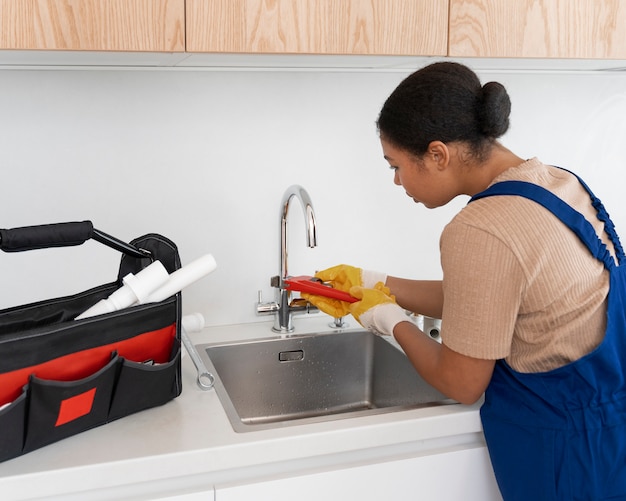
[1,63,625,327]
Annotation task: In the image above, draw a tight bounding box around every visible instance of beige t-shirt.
[440,158,611,373]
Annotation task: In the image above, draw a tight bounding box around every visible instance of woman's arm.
[392,321,495,405]
[386,277,444,319]
[348,274,495,403]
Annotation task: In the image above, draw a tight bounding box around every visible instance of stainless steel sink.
[197,330,456,432]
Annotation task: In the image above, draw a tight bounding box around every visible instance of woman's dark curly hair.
[377,62,511,161]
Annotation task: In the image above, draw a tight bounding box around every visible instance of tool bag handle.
[0,221,151,259]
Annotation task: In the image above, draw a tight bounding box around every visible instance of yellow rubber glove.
[300,294,350,318]
[348,282,410,336]
[300,264,387,318]
[313,264,364,292]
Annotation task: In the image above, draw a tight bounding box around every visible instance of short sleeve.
[440,220,526,360]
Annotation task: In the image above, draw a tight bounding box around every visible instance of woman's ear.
[426,141,449,169]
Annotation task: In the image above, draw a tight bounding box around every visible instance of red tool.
[283,275,358,303]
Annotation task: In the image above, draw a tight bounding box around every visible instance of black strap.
[0,221,150,259]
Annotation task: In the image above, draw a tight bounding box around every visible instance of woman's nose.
[393,171,401,186]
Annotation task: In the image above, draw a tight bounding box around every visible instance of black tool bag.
[0,221,182,463]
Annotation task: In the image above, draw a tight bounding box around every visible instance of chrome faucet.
[256,185,317,332]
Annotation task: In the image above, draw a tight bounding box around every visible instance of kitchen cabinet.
[449,0,626,58]
[185,0,448,56]
[216,445,502,501]
[2,0,626,64]
[0,0,185,51]
[155,494,213,500]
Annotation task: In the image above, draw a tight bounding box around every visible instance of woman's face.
[381,138,457,209]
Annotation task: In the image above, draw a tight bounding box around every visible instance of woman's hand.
[348,282,411,336]
[301,264,386,318]
[301,291,352,318]
[314,264,387,291]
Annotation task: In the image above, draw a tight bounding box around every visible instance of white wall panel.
[0,66,624,326]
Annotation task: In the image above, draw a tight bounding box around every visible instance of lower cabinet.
[215,446,503,501]
[155,494,214,501]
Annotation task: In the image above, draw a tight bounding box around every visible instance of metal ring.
[197,371,215,390]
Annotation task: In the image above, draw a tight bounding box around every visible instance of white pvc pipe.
[76,260,169,320]
[75,254,217,319]
[143,254,217,303]
[181,312,205,333]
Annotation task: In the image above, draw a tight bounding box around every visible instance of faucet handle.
[270,275,281,288]
[256,290,279,315]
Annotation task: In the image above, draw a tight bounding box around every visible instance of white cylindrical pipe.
[76,261,169,320]
[144,254,217,303]
[182,313,205,333]
[122,262,170,303]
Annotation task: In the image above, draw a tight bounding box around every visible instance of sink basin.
[197,330,456,432]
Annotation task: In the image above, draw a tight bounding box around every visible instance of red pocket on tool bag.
[0,323,176,406]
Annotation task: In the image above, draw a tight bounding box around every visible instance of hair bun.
[477,81,511,138]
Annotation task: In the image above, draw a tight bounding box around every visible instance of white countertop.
[0,316,484,500]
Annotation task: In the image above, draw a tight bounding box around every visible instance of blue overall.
[470,174,626,501]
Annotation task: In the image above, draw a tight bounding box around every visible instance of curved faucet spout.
[275,185,317,332]
[279,185,317,280]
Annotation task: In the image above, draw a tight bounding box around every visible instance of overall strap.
[470,181,620,270]
[556,167,625,264]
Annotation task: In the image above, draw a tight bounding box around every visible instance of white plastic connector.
[181,313,205,333]
[75,260,169,320]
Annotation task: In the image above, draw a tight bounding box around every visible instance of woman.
[303,62,626,500]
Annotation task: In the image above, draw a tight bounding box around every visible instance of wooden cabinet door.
[449,0,626,58]
[0,0,185,51]
[186,0,448,55]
